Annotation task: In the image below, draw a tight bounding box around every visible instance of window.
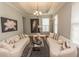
[71,12,79,47]
[54,15,58,33]
[42,18,49,32]
[71,24,79,46]
[71,23,79,47]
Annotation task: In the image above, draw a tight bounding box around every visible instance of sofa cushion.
[60,47,75,57]
[2,35,20,48]
[49,39,61,56]
[0,42,13,51]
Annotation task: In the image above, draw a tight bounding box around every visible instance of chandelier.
[33,2,42,16]
[34,11,42,16]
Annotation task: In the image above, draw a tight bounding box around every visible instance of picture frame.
[30,19,40,33]
[1,17,17,33]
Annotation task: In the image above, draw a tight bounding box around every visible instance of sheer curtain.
[54,15,58,33]
[71,23,79,47]
[71,3,79,47]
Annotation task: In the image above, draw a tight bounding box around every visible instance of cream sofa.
[47,33,77,57]
[0,34,30,57]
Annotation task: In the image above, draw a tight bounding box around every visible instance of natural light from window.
[42,18,49,32]
[71,24,79,45]
[71,12,79,47]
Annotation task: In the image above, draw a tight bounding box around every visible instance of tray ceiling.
[7,2,66,16]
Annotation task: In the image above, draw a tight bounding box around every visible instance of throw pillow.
[9,40,14,44]
[49,33,54,38]
[18,34,22,39]
[14,35,20,42]
[55,34,60,41]
[22,34,25,38]
[25,35,28,38]
[9,43,15,48]
[64,41,70,48]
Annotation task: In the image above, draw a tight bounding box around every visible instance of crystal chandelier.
[33,2,42,16]
[34,11,42,16]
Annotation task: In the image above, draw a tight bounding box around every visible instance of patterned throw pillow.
[19,33,27,39]
[63,41,70,49]
[55,34,60,41]
[18,34,22,39]
[14,35,20,42]
[58,40,70,50]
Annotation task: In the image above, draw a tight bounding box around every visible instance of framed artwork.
[30,19,40,33]
[1,17,17,33]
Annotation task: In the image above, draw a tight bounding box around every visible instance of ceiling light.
[39,11,42,15]
[36,11,38,13]
[34,11,42,16]
[34,12,36,15]
[33,2,42,16]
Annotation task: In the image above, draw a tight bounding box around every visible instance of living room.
[0,1,79,58]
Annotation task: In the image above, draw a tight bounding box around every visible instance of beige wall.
[0,3,23,40]
[58,3,72,39]
[23,16,31,34]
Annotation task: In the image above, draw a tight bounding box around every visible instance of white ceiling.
[9,2,66,16]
